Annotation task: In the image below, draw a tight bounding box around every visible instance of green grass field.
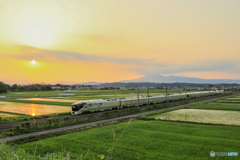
[0,113,19,117]
[18,120,240,160]
[189,95,240,111]
[0,89,186,101]
[149,109,240,126]
[192,102,240,111]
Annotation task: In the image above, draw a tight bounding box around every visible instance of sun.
[31,60,37,65]
[1,1,80,48]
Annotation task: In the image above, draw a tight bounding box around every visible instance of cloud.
[125,59,240,75]
[86,35,124,43]
[3,45,240,75]
[4,45,166,67]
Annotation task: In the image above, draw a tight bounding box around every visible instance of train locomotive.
[71,90,224,115]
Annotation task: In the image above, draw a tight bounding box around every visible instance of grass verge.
[18,120,240,160]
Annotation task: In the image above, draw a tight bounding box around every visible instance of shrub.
[48,119,52,125]
[15,125,20,131]
[35,122,38,128]
[21,123,25,129]
[25,122,31,128]
[23,117,29,121]
[63,117,70,122]
[4,132,14,136]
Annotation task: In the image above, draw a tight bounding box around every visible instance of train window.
[96,103,102,107]
[72,103,86,111]
[78,104,84,109]
[72,105,79,111]
[87,104,93,108]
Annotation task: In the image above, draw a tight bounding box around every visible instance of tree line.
[0,82,52,93]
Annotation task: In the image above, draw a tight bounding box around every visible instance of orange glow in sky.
[0,0,240,84]
[31,60,36,65]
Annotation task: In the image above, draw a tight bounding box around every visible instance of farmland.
[0,101,71,116]
[149,109,240,126]
[0,88,187,100]
[0,89,187,118]
[192,103,240,111]
[1,93,239,159]
[143,95,240,126]
[17,98,78,103]
[18,120,240,160]
[0,113,19,117]
[190,95,240,111]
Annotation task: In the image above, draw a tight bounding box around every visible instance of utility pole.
[209,84,210,98]
[137,86,139,108]
[115,87,117,99]
[185,86,187,100]
[166,86,168,102]
[148,87,149,105]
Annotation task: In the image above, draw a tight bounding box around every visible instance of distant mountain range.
[120,75,240,84]
[17,75,240,86]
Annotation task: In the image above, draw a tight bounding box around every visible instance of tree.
[208,84,214,88]
[18,85,27,92]
[0,82,8,93]
[11,84,18,91]
[29,85,40,91]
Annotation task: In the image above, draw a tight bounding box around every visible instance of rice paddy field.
[0,89,186,100]
[17,98,78,103]
[191,95,240,111]
[3,93,238,159]
[0,89,188,118]
[18,120,240,160]
[0,113,19,117]
[144,95,240,126]
[192,103,240,111]
[149,109,240,126]
[0,101,71,116]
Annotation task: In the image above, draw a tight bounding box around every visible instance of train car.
[169,94,185,101]
[149,95,166,104]
[72,99,118,115]
[71,90,223,115]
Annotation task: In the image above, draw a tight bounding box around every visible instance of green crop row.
[17,120,240,159]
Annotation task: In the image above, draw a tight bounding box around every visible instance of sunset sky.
[0,0,240,84]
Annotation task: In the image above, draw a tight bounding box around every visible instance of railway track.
[0,94,232,132]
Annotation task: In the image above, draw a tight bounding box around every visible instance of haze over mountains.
[17,75,240,86]
[120,75,240,84]
[75,75,240,85]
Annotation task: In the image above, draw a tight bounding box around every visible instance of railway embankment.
[0,93,234,145]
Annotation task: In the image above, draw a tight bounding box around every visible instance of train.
[71,90,224,115]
